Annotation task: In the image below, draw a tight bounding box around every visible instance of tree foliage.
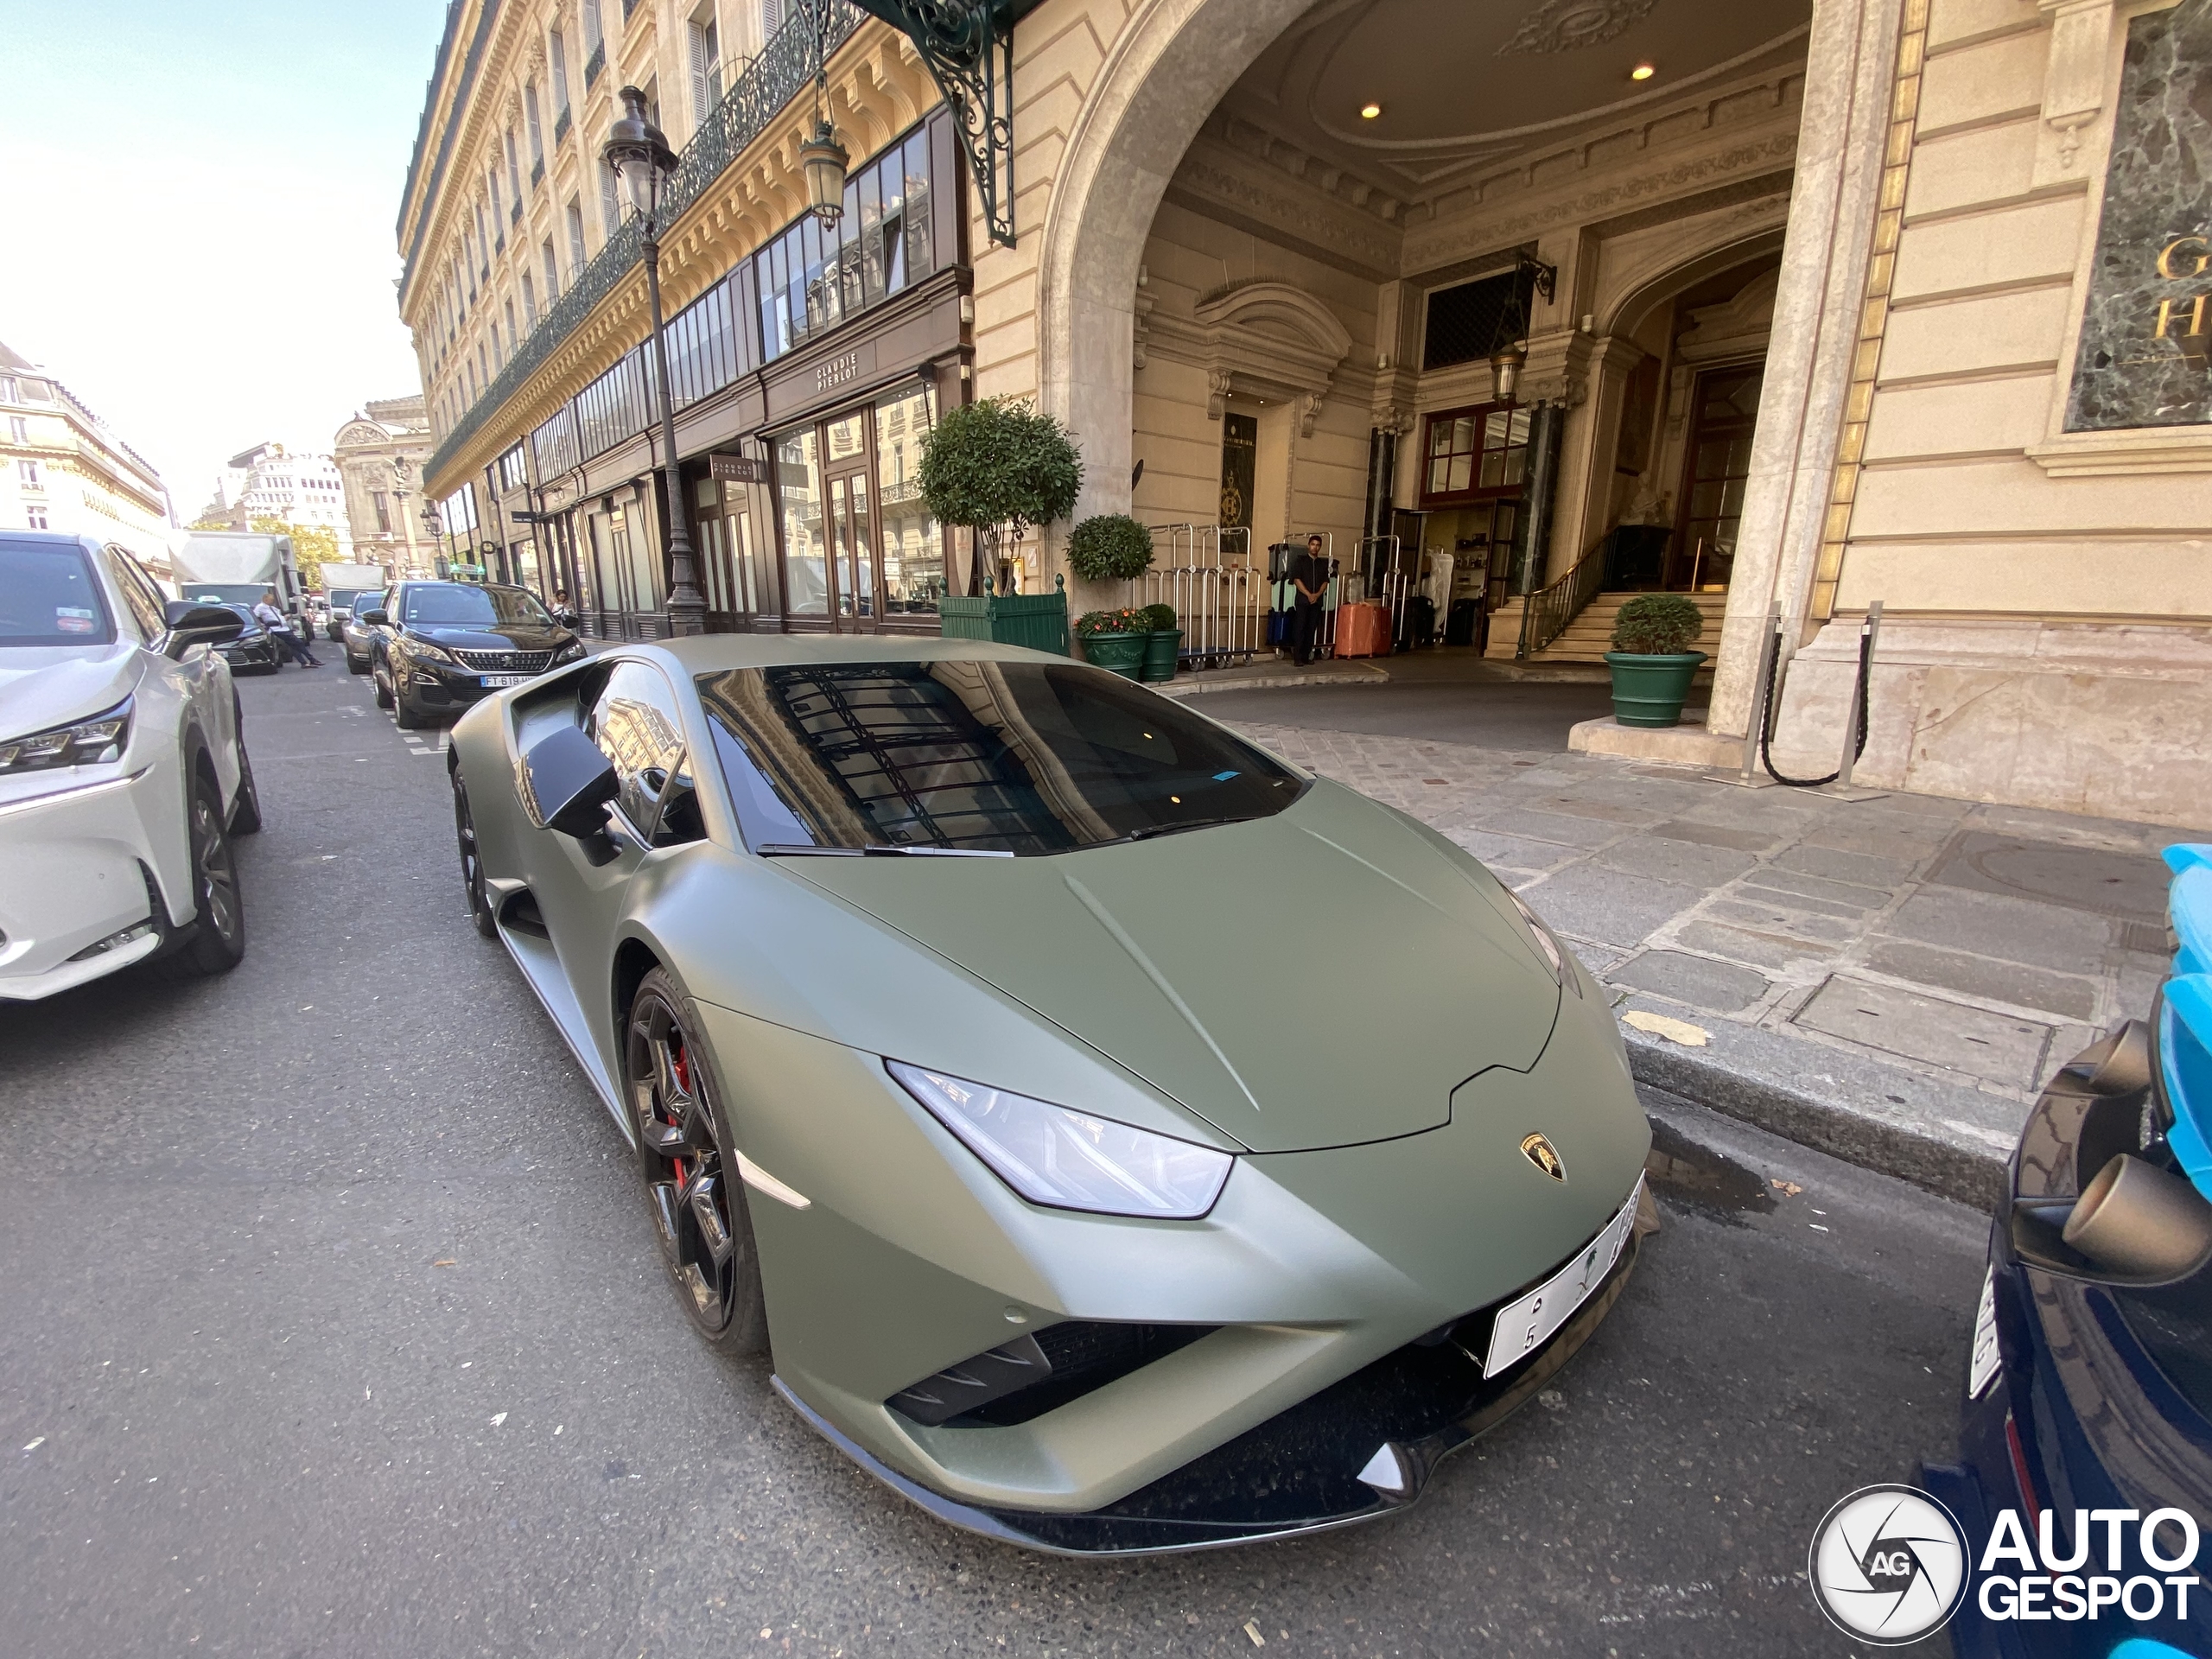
[249,517,340,594]
[918,397,1083,546]
[1065,513,1154,583]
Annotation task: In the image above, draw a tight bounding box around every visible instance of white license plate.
[479,674,528,688]
[1483,1175,1644,1376]
[1968,1266,2001,1398]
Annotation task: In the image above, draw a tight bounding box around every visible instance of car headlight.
[410,639,457,664]
[0,697,133,773]
[555,639,586,664]
[887,1060,1233,1219]
[1506,889,1579,995]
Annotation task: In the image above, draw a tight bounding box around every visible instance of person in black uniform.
[1290,534,1330,665]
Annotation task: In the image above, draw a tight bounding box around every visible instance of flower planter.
[1138,629,1182,682]
[1603,651,1707,728]
[938,575,1070,655]
[1077,632,1147,679]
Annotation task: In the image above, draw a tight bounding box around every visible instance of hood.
[413,625,573,651]
[785,779,1560,1154]
[0,643,143,742]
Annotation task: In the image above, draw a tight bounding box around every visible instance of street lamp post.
[603,86,708,637]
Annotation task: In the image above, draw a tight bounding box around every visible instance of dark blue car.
[1924,844,2212,1659]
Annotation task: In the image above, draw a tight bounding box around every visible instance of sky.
[0,0,450,520]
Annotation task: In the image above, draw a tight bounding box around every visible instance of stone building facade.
[333,397,436,579]
[0,340,173,573]
[403,0,2212,826]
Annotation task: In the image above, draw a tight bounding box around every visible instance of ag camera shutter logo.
[1808,1484,1969,1644]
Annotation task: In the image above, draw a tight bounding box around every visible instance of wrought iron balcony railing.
[426,0,861,486]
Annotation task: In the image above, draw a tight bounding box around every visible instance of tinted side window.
[103,548,166,642]
[589,660,702,845]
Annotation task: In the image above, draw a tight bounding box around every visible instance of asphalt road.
[0,658,1983,1657]
[1190,677,1625,752]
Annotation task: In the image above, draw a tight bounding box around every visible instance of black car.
[365,581,583,729]
[341,590,386,675]
[212,603,279,675]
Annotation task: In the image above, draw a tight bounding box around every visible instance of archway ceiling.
[1219,0,1812,205]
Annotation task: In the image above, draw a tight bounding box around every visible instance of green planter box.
[1604,651,1707,728]
[938,575,1071,655]
[1077,632,1147,679]
[1138,629,1182,682]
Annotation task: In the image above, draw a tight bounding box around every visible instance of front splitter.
[773,1229,1645,1556]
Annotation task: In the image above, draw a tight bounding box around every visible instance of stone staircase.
[1484,590,1728,664]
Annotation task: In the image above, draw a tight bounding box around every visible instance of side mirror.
[524,725,620,839]
[358,608,391,626]
[161,601,245,659]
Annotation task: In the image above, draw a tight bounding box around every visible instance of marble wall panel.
[2066,0,2212,430]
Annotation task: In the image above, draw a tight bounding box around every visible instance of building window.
[581,0,604,85]
[522,271,537,327]
[599,157,622,237]
[761,0,785,35]
[689,9,721,124]
[753,124,935,365]
[505,128,523,207]
[524,84,545,172]
[543,237,561,301]
[488,168,503,232]
[0,377,16,404]
[8,416,24,443]
[372,492,391,533]
[566,200,588,274]
[1417,404,1530,504]
[19,459,41,490]
[25,505,47,530]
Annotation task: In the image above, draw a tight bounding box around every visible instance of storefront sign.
[815,350,863,394]
[2066,0,2212,430]
[1218,413,1256,531]
[708,454,767,483]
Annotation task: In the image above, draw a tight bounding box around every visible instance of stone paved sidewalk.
[1226,719,2202,1204]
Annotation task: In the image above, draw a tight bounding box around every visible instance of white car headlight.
[555,639,586,664]
[411,639,457,664]
[1506,889,1579,995]
[887,1060,1233,1219]
[0,696,133,774]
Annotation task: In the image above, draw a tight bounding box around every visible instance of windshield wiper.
[1093,816,1254,849]
[755,843,1015,858]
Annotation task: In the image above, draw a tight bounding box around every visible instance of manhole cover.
[1924,831,2170,924]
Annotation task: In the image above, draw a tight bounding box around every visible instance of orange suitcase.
[1333,601,1391,658]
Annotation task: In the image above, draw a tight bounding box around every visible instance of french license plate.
[1967,1266,2001,1398]
[1483,1175,1644,1376]
[479,674,527,688]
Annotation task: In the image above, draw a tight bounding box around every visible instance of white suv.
[0,531,260,1000]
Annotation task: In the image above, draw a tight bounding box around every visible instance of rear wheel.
[451,772,496,938]
[346,648,369,676]
[372,653,394,709]
[626,969,767,1354]
[392,667,426,729]
[156,771,245,981]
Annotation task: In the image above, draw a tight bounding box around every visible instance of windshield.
[329,588,372,610]
[0,541,117,647]
[402,583,551,627]
[697,659,1306,855]
[345,591,385,619]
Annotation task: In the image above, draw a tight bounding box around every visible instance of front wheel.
[451,772,496,938]
[156,772,245,981]
[346,650,369,676]
[626,969,768,1354]
[372,656,394,709]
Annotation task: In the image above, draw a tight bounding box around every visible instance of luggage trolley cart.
[1142,524,1264,671]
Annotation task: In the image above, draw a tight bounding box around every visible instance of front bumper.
[0,766,178,1000]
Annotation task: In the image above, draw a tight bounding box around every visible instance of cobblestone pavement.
[1226,719,2203,1198]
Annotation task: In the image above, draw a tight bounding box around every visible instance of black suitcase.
[1398,593,1436,650]
[1445,597,1478,647]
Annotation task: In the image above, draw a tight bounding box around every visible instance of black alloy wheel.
[157,772,245,981]
[451,771,496,938]
[346,645,369,676]
[625,968,768,1353]
[372,653,395,709]
[391,653,427,729]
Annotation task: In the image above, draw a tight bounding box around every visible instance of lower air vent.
[499,889,549,938]
[888,1321,1218,1429]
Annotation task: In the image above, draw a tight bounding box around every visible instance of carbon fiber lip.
[772,1230,1642,1556]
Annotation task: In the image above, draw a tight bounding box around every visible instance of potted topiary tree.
[1065,514,1169,675]
[1135,601,1180,682]
[1604,594,1707,727]
[1074,607,1147,678]
[924,397,1083,652]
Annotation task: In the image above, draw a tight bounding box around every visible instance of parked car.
[0,531,257,1001]
[366,580,582,729]
[1923,843,2212,1657]
[212,602,281,675]
[340,590,387,675]
[326,585,380,643]
[445,639,1653,1553]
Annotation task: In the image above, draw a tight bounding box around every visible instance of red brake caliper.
[671,1042,693,1192]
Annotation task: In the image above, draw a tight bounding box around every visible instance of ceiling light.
[1359,102,1382,119]
[1630,63,1656,81]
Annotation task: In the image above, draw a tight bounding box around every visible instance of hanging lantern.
[799,118,849,226]
[1491,340,1529,404]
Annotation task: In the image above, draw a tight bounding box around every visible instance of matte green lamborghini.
[446,635,1653,1553]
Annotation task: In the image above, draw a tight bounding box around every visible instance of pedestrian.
[253,588,320,667]
[549,588,581,629]
[1290,534,1331,666]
